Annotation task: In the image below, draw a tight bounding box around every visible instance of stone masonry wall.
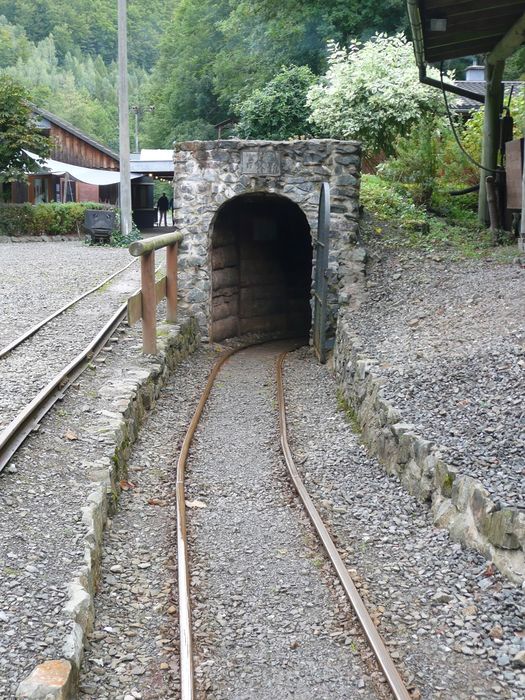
[172,139,365,340]
[334,313,525,586]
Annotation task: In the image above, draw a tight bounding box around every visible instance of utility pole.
[118,0,132,237]
[131,106,140,153]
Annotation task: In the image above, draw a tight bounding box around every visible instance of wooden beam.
[488,12,525,64]
[126,276,167,325]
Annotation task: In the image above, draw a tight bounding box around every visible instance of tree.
[0,77,51,182]
[236,65,317,140]
[307,33,443,156]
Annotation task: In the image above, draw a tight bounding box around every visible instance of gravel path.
[0,289,173,695]
[185,343,380,700]
[81,343,390,700]
[0,249,141,432]
[285,347,524,700]
[79,349,216,700]
[0,241,133,347]
[349,248,524,508]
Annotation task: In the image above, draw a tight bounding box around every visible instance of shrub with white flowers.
[307,33,444,156]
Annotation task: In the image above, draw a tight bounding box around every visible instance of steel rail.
[176,341,411,700]
[276,350,411,700]
[175,346,237,700]
[0,302,127,474]
[0,258,137,360]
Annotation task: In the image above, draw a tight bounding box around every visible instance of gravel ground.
[184,343,382,700]
[348,248,524,508]
[285,347,525,700]
[0,241,133,346]
[80,343,394,700]
[79,349,216,700]
[0,282,172,696]
[0,246,141,432]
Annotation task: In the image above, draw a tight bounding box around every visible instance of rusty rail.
[276,350,411,700]
[175,342,412,700]
[128,231,184,354]
[0,302,128,474]
[0,259,136,360]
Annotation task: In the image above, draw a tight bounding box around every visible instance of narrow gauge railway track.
[0,259,136,359]
[0,260,139,473]
[175,342,412,700]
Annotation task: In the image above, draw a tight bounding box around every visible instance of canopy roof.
[408,0,525,64]
[25,151,140,186]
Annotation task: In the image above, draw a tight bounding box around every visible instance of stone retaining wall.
[16,317,200,699]
[334,313,525,586]
[173,139,365,341]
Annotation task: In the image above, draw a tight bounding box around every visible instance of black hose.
[440,62,497,174]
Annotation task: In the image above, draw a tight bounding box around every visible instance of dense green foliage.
[0,77,51,182]
[1,1,410,148]
[308,34,443,155]
[0,1,171,68]
[143,0,407,144]
[236,65,316,140]
[0,18,149,150]
[0,201,109,236]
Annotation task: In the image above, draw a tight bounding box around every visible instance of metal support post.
[478,61,504,226]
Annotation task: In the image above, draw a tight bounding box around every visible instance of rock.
[16,660,73,699]
[512,650,525,668]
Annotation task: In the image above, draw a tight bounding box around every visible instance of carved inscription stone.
[241,150,281,176]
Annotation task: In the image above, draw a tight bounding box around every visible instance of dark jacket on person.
[157,194,169,211]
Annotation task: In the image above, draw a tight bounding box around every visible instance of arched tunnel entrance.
[211,193,313,341]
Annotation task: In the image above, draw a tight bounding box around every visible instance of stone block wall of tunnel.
[211,194,312,341]
[172,139,365,341]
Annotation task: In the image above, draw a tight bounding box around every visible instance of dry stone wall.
[334,314,525,585]
[172,139,365,340]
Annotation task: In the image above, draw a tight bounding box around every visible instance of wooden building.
[407,0,525,233]
[10,107,119,205]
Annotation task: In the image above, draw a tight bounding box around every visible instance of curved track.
[175,342,411,700]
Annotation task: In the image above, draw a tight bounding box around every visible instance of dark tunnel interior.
[211,193,313,341]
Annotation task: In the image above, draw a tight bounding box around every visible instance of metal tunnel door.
[313,182,330,363]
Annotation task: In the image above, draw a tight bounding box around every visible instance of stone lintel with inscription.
[241,150,281,176]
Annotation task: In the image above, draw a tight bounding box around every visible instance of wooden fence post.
[166,242,178,323]
[141,250,157,354]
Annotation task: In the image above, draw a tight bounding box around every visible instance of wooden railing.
[127,231,184,354]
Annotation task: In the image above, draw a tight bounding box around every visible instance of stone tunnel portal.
[211,193,313,342]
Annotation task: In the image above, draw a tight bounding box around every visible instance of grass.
[360,174,521,262]
[336,390,361,434]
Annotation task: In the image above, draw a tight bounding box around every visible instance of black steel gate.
[313,182,330,363]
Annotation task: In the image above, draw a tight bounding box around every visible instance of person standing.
[157,193,169,226]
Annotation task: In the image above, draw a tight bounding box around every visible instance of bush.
[360,174,427,228]
[0,201,112,236]
[235,65,317,140]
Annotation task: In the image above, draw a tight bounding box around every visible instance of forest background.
[2,0,524,253]
[2,0,524,152]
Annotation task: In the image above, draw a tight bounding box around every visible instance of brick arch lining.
[211,193,312,341]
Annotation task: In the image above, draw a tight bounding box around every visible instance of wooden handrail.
[129,231,184,257]
[128,232,185,354]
